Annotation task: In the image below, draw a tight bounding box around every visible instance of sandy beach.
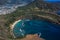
[10,19,21,38]
[10,19,21,30]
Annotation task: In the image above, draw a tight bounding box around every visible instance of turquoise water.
[13,19,60,40]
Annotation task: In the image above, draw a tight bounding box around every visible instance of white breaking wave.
[20,29,23,32]
[22,22,25,27]
[39,33,41,37]
[19,29,25,36]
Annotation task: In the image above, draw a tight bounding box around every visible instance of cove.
[13,19,60,40]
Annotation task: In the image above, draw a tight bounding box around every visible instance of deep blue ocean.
[13,19,60,40]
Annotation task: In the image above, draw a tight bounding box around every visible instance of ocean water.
[13,19,60,40]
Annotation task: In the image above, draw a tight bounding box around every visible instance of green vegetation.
[0,1,60,40]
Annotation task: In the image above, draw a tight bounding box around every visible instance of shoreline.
[9,15,60,38]
[10,19,22,38]
[10,19,21,30]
